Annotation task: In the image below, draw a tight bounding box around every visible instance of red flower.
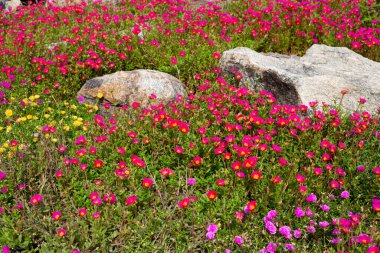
[178,197,190,209]
[206,190,217,201]
[247,200,257,211]
[94,159,103,168]
[193,156,202,166]
[272,176,281,184]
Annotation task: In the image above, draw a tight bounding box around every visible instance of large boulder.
[1,0,21,11]
[77,69,187,111]
[220,44,380,114]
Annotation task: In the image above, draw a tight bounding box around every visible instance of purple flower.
[285,243,295,251]
[267,210,277,219]
[306,193,317,202]
[332,229,341,235]
[319,221,330,227]
[265,221,277,235]
[225,249,231,253]
[206,232,215,240]
[294,207,304,218]
[331,238,342,244]
[306,226,316,234]
[266,243,277,253]
[340,190,350,199]
[187,178,196,185]
[320,204,330,212]
[207,224,218,233]
[234,235,243,245]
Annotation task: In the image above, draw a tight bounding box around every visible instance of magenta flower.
[234,235,243,245]
[265,221,277,235]
[341,190,350,199]
[285,243,295,251]
[187,178,196,185]
[306,193,317,202]
[206,231,215,240]
[320,204,330,212]
[2,245,10,253]
[319,221,330,227]
[0,171,6,180]
[293,229,301,238]
[267,210,277,219]
[266,243,277,253]
[207,224,218,233]
[294,207,304,218]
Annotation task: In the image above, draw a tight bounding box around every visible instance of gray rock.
[77,69,187,111]
[3,0,21,11]
[220,44,380,114]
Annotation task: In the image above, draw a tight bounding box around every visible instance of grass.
[0,0,379,252]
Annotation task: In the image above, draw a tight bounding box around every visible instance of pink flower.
[57,229,67,237]
[52,211,62,221]
[30,194,43,205]
[125,196,138,205]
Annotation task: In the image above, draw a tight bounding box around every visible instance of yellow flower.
[44,114,50,119]
[63,126,70,131]
[27,115,33,119]
[73,120,83,127]
[0,148,5,153]
[97,93,103,98]
[6,126,12,132]
[5,109,13,117]
[93,105,99,111]
[3,143,9,148]
[70,105,77,110]
[52,138,58,143]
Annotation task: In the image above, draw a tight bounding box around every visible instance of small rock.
[77,69,187,112]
